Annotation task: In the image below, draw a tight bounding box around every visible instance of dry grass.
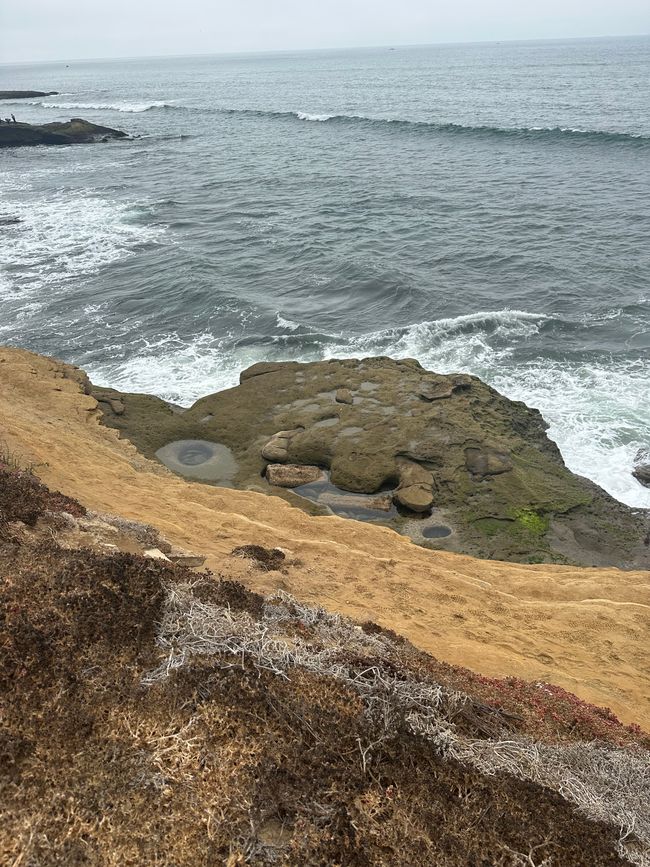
[145,581,650,866]
[1,468,646,865]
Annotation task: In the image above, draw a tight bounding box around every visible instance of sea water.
[1,37,649,506]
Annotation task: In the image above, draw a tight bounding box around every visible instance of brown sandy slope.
[4,486,644,866]
[1,346,648,728]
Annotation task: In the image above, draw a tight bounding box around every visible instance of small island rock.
[0,118,128,149]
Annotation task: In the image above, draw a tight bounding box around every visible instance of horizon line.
[1,31,648,67]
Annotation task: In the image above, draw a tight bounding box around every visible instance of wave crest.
[22,100,173,113]
[219,108,648,146]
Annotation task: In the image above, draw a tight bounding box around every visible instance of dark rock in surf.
[0,90,58,99]
[633,449,650,488]
[0,118,127,149]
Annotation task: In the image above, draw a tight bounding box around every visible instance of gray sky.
[1,0,648,64]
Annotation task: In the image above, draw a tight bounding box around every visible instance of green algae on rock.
[91,357,650,568]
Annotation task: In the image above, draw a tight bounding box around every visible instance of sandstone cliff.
[0,346,648,728]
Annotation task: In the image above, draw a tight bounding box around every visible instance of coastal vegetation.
[1,456,648,865]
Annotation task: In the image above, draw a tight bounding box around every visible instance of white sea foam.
[0,194,166,298]
[36,100,171,113]
[86,332,262,405]
[489,361,650,509]
[294,111,338,122]
[85,308,650,509]
[0,170,31,193]
[276,313,300,331]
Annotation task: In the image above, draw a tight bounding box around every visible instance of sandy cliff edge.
[1,346,648,727]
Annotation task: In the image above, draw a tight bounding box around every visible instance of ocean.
[1,36,649,507]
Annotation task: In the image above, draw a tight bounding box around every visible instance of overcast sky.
[1,0,648,64]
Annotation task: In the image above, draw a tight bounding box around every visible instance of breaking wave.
[0,194,167,300]
[10,100,173,113]
[85,308,650,509]
[216,108,649,146]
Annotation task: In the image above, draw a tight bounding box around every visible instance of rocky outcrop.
[0,118,128,148]
[0,90,58,99]
[91,356,650,568]
[2,345,650,728]
[633,449,650,488]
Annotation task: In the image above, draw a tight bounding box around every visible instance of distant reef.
[0,89,58,99]
[0,118,128,148]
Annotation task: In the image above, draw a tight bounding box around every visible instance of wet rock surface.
[292,471,398,521]
[0,89,58,98]
[633,449,650,488]
[0,117,128,148]
[91,357,650,567]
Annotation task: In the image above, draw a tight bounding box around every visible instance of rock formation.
[1,346,649,727]
[633,449,650,488]
[0,118,128,148]
[91,356,650,568]
[0,89,58,98]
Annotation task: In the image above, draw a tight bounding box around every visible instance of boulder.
[393,458,434,512]
[335,388,354,404]
[418,373,472,401]
[417,378,454,401]
[266,464,323,488]
[394,485,434,512]
[261,428,304,463]
[632,449,650,488]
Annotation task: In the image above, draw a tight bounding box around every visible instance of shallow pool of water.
[155,439,238,484]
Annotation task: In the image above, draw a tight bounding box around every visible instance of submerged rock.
[633,449,650,488]
[92,356,650,568]
[0,118,128,148]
